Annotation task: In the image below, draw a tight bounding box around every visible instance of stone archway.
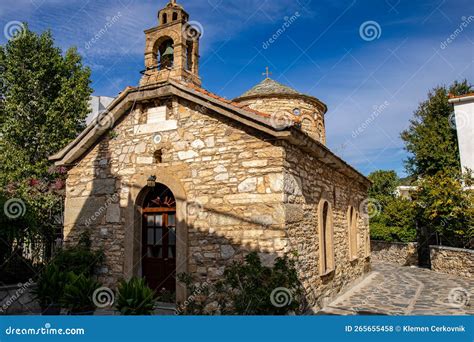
[124,172,188,303]
[141,183,177,295]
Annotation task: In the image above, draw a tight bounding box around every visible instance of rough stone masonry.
[50,0,371,311]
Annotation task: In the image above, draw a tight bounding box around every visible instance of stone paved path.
[321,263,474,315]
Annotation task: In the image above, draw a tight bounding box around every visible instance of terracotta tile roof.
[449,92,474,99]
[49,79,368,186]
[176,80,279,120]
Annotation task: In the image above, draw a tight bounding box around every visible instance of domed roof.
[237,78,301,98]
[234,77,328,114]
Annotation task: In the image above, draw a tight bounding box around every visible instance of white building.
[395,185,418,199]
[449,93,474,176]
[86,96,115,125]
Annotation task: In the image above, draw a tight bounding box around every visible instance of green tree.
[368,170,399,203]
[413,169,473,248]
[0,23,92,184]
[0,24,92,275]
[401,80,472,178]
[368,170,417,243]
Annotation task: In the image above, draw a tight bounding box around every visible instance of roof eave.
[50,81,367,187]
[285,128,371,188]
[448,93,474,104]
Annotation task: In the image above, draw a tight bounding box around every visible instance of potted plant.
[62,272,101,315]
[33,264,65,315]
[116,277,156,315]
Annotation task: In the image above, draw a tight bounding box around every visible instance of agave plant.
[116,277,156,315]
[33,264,66,315]
[62,272,101,315]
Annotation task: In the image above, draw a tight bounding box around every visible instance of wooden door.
[141,185,177,294]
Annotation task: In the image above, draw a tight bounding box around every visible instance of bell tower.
[140,0,201,87]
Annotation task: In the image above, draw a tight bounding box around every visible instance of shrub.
[33,264,66,312]
[116,277,156,315]
[176,273,210,315]
[178,252,305,315]
[61,272,101,315]
[33,231,104,315]
[370,222,416,243]
[370,197,417,243]
[414,170,473,248]
[52,232,103,277]
[368,170,417,243]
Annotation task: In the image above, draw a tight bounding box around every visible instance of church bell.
[162,42,174,59]
[160,42,174,69]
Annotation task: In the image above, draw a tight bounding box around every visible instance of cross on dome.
[262,66,272,79]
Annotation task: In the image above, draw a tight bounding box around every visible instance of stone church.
[50,0,371,309]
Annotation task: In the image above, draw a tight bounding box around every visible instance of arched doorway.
[142,183,177,295]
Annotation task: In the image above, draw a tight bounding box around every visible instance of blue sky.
[1,0,473,176]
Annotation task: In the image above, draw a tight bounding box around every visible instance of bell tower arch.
[140,0,201,87]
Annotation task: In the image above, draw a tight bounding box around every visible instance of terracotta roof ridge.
[449,92,474,99]
[170,79,278,120]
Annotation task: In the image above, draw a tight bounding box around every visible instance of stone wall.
[63,94,369,309]
[282,142,371,310]
[237,96,326,143]
[370,241,418,266]
[430,245,473,279]
[64,96,287,294]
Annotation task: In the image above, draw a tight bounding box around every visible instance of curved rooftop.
[234,77,328,114]
[238,78,301,98]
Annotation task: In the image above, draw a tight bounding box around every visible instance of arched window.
[154,150,163,164]
[318,200,334,275]
[318,123,324,143]
[157,38,174,70]
[162,13,168,24]
[348,206,358,260]
[186,41,194,71]
[172,12,178,21]
[365,228,371,257]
